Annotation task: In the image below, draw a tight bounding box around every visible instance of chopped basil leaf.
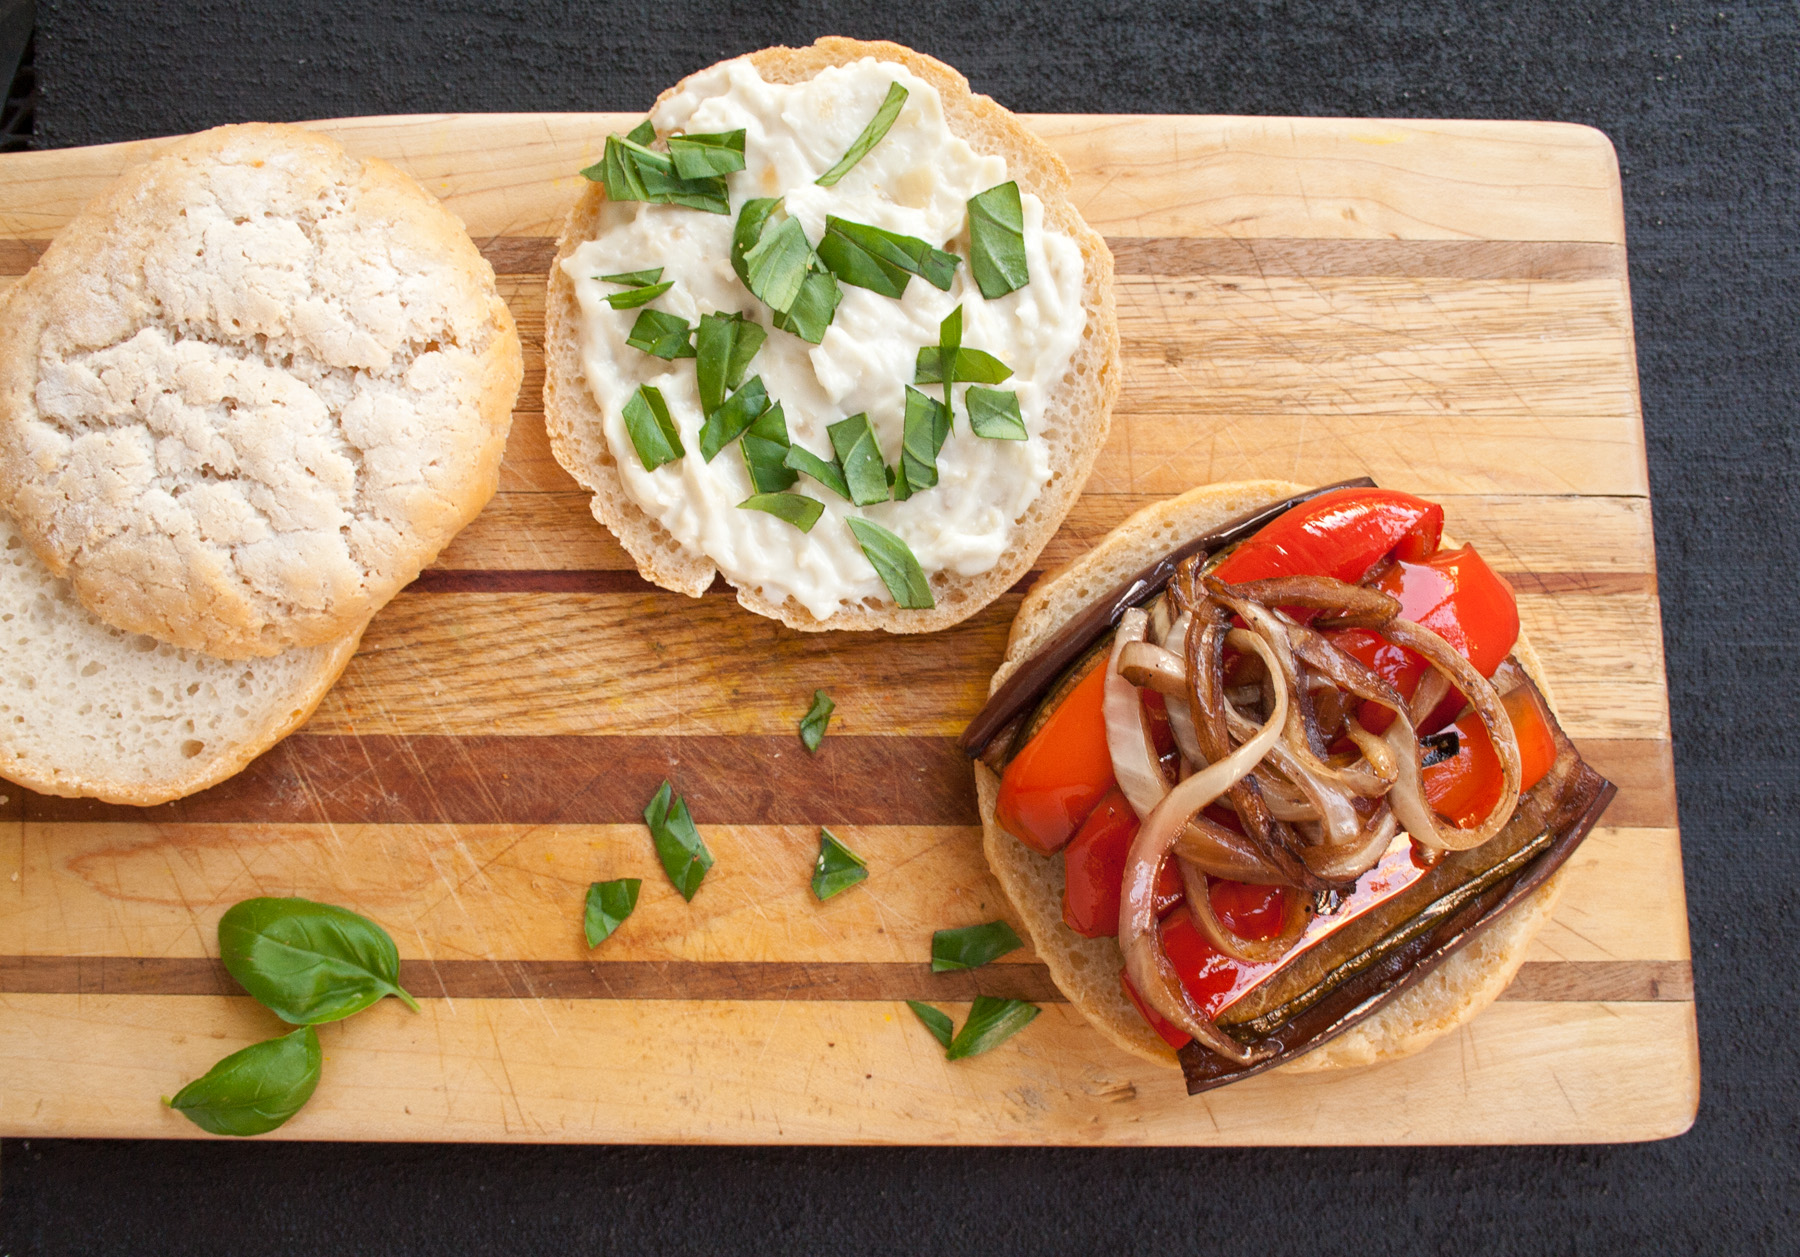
[622,384,684,470]
[811,827,869,900]
[643,780,713,901]
[770,267,841,344]
[741,402,798,493]
[165,1025,321,1137]
[667,129,747,179]
[625,118,656,145]
[218,897,419,1025]
[936,304,961,423]
[742,216,814,314]
[739,491,824,532]
[946,996,1039,1060]
[968,181,1029,298]
[966,387,1027,440]
[583,122,730,214]
[699,375,770,463]
[732,197,783,287]
[906,1000,955,1050]
[583,878,641,948]
[783,442,852,500]
[816,217,959,297]
[626,308,697,360]
[847,517,934,609]
[900,387,951,492]
[601,267,665,286]
[914,347,1015,386]
[604,280,674,309]
[930,920,1023,972]
[734,199,841,342]
[827,413,891,506]
[695,311,766,416]
[816,81,908,187]
[798,688,835,753]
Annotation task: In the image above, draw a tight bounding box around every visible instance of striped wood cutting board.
[0,113,1697,1144]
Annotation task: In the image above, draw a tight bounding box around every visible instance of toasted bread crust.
[544,37,1120,632]
[977,480,1567,1069]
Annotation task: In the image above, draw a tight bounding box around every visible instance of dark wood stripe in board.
[2,736,1674,828]
[0,955,1690,1003]
[0,237,1627,282]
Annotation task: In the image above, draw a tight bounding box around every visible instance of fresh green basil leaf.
[827,413,891,506]
[906,1000,955,1050]
[900,386,951,492]
[644,780,714,902]
[621,383,684,470]
[742,215,814,314]
[165,1025,321,1137]
[740,402,798,493]
[625,118,657,146]
[769,267,841,344]
[968,181,1029,298]
[816,223,907,297]
[604,280,674,309]
[585,125,730,213]
[699,375,770,463]
[913,347,1015,386]
[946,996,1039,1060]
[583,878,641,948]
[695,311,767,416]
[847,517,934,609]
[626,309,697,360]
[218,898,419,1025]
[783,442,852,501]
[811,827,869,901]
[667,129,747,179]
[581,135,644,198]
[798,688,835,753]
[732,197,783,287]
[966,387,1027,440]
[815,81,908,187]
[601,267,664,286]
[739,491,824,532]
[817,217,959,296]
[929,919,1023,972]
[936,304,961,421]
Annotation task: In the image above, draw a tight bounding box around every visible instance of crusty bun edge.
[976,480,1568,1070]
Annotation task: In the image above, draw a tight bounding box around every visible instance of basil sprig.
[848,517,934,609]
[811,828,869,901]
[947,996,1039,1060]
[741,402,798,493]
[165,1025,321,1137]
[667,129,746,179]
[622,384,684,470]
[733,198,841,344]
[798,688,834,752]
[584,878,642,948]
[218,897,420,1025]
[783,441,852,501]
[627,308,696,359]
[827,413,892,506]
[966,387,1026,440]
[930,920,1023,972]
[700,375,770,463]
[582,118,730,214]
[816,217,959,297]
[906,1000,955,1050]
[645,780,713,901]
[816,81,908,186]
[739,491,824,532]
[968,181,1029,298]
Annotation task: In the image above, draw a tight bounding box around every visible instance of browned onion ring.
[1178,858,1312,964]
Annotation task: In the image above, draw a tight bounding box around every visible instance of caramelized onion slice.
[1221,575,1401,629]
[1300,805,1399,883]
[1118,641,1189,696]
[1179,858,1312,964]
[1104,609,1170,818]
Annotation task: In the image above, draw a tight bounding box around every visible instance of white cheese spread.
[565,56,1085,620]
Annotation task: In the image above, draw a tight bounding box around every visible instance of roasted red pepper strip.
[1210,488,1443,586]
[1423,683,1558,827]
[996,664,1116,854]
[1061,787,1182,937]
[1368,544,1520,681]
[1122,971,1192,1050]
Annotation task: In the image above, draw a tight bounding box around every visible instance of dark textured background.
[3,1,1797,1252]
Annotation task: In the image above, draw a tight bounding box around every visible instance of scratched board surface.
[0,114,1696,1144]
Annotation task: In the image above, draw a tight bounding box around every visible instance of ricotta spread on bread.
[563,57,1086,620]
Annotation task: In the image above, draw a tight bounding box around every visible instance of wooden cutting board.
[0,113,1696,1144]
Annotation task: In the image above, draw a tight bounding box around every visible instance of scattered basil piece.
[770,267,841,344]
[930,920,1023,972]
[742,215,814,314]
[667,129,747,179]
[968,181,1029,298]
[739,491,824,532]
[816,217,959,297]
[783,442,852,501]
[731,197,783,287]
[622,384,684,470]
[935,304,961,423]
[899,386,951,492]
[827,413,891,506]
[811,828,869,901]
[625,118,656,146]
[582,121,730,214]
[966,387,1027,440]
[946,996,1040,1060]
[626,308,696,360]
[847,517,934,609]
[218,897,420,1025]
[906,1000,955,1050]
[604,280,674,309]
[699,375,771,462]
[584,878,642,948]
[644,780,713,901]
[741,402,798,493]
[798,688,835,753]
[815,81,908,186]
[734,200,841,342]
[914,347,1015,387]
[165,1026,321,1137]
[695,311,767,416]
[601,267,664,286]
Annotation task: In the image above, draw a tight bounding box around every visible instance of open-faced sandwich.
[964,480,1615,1092]
[545,37,1119,631]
